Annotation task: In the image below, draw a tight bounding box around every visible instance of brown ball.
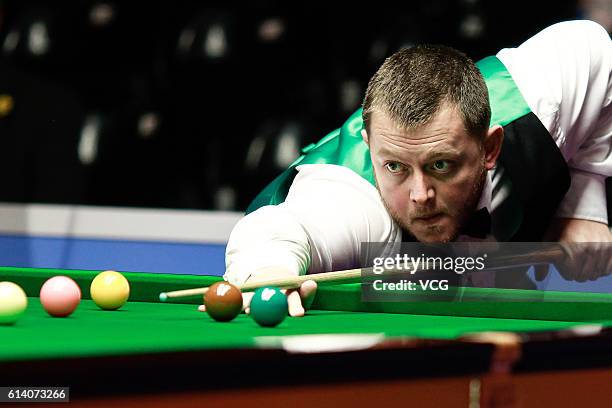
[204,282,243,322]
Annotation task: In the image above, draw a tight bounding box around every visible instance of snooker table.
[3,267,612,407]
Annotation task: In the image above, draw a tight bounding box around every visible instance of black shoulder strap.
[496,112,570,240]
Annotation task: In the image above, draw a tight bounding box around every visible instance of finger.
[559,242,575,261]
[299,280,318,310]
[198,304,206,312]
[595,244,610,279]
[580,245,597,281]
[580,245,593,281]
[574,258,588,282]
[605,248,612,276]
[242,292,254,312]
[606,244,612,274]
[533,264,549,282]
[558,245,580,281]
[591,245,607,281]
[586,248,599,281]
[287,289,305,317]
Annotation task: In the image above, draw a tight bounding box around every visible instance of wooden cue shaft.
[485,245,564,268]
[160,244,566,300]
[160,268,364,300]
[239,268,363,291]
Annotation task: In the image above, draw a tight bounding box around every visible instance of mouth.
[413,213,444,224]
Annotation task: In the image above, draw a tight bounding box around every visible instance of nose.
[409,172,434,205]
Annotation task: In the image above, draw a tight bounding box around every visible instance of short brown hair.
[362,45,490,137]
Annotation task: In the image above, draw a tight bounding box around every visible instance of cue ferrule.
[160,287,210,300]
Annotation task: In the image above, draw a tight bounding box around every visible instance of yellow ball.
[90,271,130,310]
[0,281,28,324]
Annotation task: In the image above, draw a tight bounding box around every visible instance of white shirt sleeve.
[496,20,612,224]
[224,164,401,285]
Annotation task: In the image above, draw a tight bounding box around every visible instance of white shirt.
[224,20,612,285]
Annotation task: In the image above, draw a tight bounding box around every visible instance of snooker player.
[218,20,612,317]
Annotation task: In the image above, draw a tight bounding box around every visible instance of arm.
[224,164,401,285]
[497,20,612,239]
[222,164,400,315]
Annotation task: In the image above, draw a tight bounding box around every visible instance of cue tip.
[159,292,168,302]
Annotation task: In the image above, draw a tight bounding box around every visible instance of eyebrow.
[423,147,463,160]
[377,145,462,161]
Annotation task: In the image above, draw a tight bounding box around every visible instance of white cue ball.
[0,281,28,325]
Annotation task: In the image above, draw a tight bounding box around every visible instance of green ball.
[250,286,288,327]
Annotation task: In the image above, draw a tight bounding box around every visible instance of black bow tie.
[461,208,492,239]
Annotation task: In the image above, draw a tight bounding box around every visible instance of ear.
[361,129,369,145]
[483,125,503,170]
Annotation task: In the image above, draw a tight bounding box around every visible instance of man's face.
[364,106,489,243]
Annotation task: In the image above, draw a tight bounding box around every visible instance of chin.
[414,232,454,243]
[409,224,459,243]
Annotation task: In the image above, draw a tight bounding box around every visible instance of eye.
[385,162,405,173]
[430,160,451,173]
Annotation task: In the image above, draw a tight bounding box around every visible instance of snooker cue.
[159,244,565,301]
[159,268,363,300]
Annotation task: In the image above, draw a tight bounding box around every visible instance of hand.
[535,218,612,282]
[198,266,317,317]
[555,241,612,282]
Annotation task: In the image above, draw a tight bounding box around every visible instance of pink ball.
[40,276,81,317]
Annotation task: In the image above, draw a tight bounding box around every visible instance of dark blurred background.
[0,0,607,212]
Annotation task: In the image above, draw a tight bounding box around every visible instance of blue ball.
[250,286,288,327]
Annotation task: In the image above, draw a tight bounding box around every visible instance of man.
[214,20,612,317]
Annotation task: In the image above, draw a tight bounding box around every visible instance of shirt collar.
[477,170,493,213]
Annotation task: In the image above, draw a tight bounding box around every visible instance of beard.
[375,164,487,243]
